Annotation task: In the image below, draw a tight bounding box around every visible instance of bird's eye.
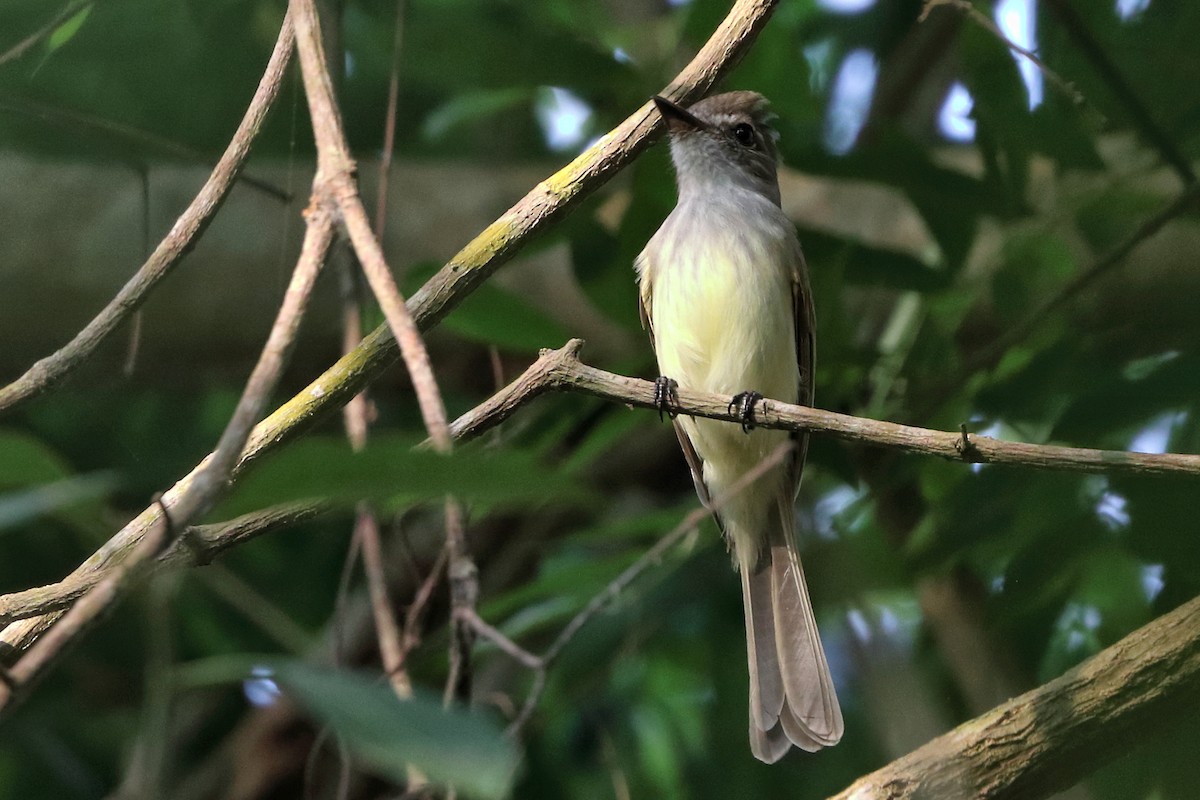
[732,122,756,146]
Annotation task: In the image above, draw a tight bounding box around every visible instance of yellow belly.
[650,230,798,479]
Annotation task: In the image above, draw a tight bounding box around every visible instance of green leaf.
[448,284,572,353]
[1073,547,1153,637]
[1038,600,1103,681]
[800,228,947,292]
[569,214,638,330]
[45,4,93,55]
[1074,187,1166,253]
[0,430,113,535]
[270,661,519,798]
[991,231,1077,324]
[1030,102,1104,170]
[214,436,589,519]
[0,472,117,534]
[422,88,533,139]
[0,430,72,487]
[482,549,643,620]
[565,504,696,546]
[559,407,649,474]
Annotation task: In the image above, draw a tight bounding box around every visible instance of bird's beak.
[653,95,707,135]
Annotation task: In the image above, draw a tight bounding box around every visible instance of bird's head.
[652,91,782,204]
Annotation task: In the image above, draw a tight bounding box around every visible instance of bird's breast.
[648,204,798,405]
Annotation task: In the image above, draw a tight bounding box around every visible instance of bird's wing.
[787,236,816,496]
[636,250,715,512]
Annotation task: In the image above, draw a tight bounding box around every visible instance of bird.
[635,91,843,762]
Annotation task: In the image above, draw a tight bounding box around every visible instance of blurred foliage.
[270,661,520,797]
[2,0,1200,798]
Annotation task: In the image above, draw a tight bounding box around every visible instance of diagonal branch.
[921,0,1084,105]
[0,15,296,413]
[0,198,335,717]
[405,0,779,335]
[297,0,417,706]
[963,182,1200,375]
[828,593,1200,800]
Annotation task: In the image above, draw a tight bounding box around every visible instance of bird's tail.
[738,496,843,763]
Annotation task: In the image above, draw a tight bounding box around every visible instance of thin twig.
[460,340,1200,478]
[341,0,409,701]
[458,609,543,671]
[2,495,293,620]
[920,0,1084,106]
[122,166,152,377]
[0,18,296,413]
[332,519,362,670]
[399,545,448,666]
[294,0,448,443]
[8,325,1200,637]
[5,328,1200,639]
[0,98,291,201]
[356,505,411,697]
[964,183,1200,374]
[168,202,335,528]
[441,498,475,705]
[0,501,173,714]
[373,0,408,241]
[338,248,372,450]
[550,440,793,666]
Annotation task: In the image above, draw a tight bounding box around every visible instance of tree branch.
[167,198,334,528]
[0,503,175,717]
[461,340,1200,478]
[354,505,412,698]
[300,0,416,707]
[921,0,1084,106]
[372,0,408,241]
[828,593,1200,800]
[292,0,475,708]
[0,14,296,412]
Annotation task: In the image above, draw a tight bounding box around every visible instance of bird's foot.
[654,376,679,422]
[728,391,764,433]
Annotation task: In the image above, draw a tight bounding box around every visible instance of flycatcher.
[636,91,843,762]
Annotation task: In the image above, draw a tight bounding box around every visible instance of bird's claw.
[654,376,679,422]
[728,391,764,433]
